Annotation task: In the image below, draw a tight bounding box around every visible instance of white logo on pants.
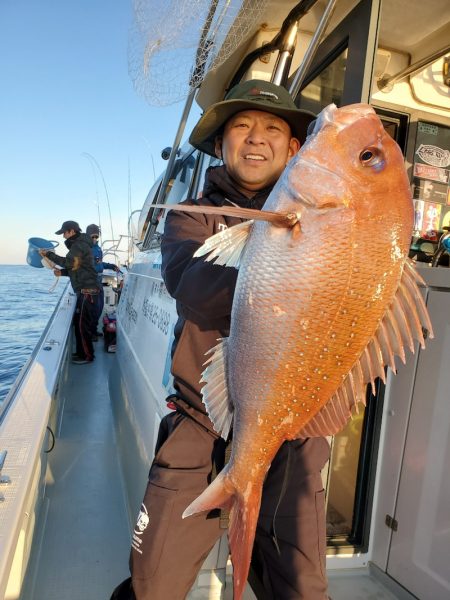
[131,503,149,554]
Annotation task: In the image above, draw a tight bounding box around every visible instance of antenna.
[84,156,102,228]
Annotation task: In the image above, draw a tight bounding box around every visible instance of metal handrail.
[271,21,300,87]
[377,44,450,92]
[288,0,338,98]
[0,450,7,475]
[229,0,320,89]
[0,450,11,486]
[0,450,9,502]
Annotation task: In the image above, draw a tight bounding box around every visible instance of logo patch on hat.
[248,87,279,101]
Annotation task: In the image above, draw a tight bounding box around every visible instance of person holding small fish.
[111,80,331,600]
[40,220,100,364]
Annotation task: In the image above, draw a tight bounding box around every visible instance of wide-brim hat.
[189,79,316,157]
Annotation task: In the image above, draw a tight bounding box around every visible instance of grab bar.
[0,450,11,502]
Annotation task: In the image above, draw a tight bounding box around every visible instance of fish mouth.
[293,157,347,211]
[296,193,342,211]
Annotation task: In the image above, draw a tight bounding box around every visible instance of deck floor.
[21,337,414,600]
[224,567,406,600]
[21,343,131,600]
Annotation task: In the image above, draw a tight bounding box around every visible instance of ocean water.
[0,265,66,403]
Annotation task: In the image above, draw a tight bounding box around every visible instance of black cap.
[55,220,81,235]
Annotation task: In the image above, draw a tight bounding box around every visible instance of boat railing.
[0,279,72,425]
[0,281,75,599]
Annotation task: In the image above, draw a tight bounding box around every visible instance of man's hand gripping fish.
[156,103,433,600]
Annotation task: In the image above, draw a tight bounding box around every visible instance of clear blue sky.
[0,1,200,264]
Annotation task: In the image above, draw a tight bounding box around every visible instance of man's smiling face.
[216,109,300,195]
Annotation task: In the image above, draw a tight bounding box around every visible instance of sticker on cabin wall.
[413,178,448,204]
[416,144,450,168]
[413,163,449,184]
[131,503,150,554]
[418,123,439,136]
[422,202,442,232]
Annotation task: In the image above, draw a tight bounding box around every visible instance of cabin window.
[138,181,162,244]
[165,153,198,206]
[149,152,199,240]
[296,48,348,114]
[325,382,383,549]
[193,153,221,198]
[412,122,450,233]
[405,120,450,264]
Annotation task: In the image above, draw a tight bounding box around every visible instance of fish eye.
[359,147,384,168]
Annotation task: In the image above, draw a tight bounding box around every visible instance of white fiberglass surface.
[387,288,450,600]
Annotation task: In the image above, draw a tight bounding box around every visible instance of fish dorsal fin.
[194,220,254,268]
[201,338,234,440]
[299,260,434,437]
[151,203,298,227]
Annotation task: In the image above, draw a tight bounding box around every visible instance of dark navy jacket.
[161,165,269,429]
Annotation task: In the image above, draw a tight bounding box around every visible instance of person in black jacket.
[40,220,99,364]
[112,80,330,600]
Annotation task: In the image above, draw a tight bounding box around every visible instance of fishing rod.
[82,152,115,243]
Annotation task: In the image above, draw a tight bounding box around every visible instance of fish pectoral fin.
[194,221,254,268]
[298,259,434,438]
[201,338,233,439]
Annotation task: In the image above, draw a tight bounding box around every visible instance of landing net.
[128,0,270,106]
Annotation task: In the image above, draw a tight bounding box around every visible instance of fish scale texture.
[226,104,414,482]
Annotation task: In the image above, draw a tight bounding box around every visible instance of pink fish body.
[181,103,433,599]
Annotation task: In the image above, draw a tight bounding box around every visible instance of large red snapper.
[161,103,433,599]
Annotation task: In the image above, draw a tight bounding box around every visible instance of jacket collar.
[65,231,80,250]
[202,165,272,210]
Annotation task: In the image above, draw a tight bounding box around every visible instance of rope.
[271,443,292,555]
[48,277,60,293]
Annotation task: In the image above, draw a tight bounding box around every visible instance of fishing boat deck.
[229,563,406,600]
[20,336,411,600]
[21,345,131,599]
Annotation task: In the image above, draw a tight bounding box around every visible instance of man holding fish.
[111,80,331,599]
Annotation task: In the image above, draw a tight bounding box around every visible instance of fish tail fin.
[182,471,263,600]
[229,485,262,600]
